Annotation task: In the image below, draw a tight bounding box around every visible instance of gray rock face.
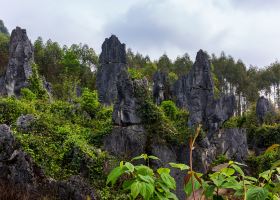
[173,50,236,135]
[0,124,37,184]
[104,70,147,158]
[4,27,33,96]
[96,35,127,105]
[16,114,35,132]
[206,95,236,136]
[104,125,147,158]
[152,71,171,105]
[212,128,248,162]
[256,96,275,123]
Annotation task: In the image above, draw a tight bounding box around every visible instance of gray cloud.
[1,0,280,67]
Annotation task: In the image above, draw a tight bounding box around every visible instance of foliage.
[107,154,188,200]
[0,32,9,75]
[27,63,49,99]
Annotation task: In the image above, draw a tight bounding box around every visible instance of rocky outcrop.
[256,96,275,123]
[4,27,33,96]
[152,71,171,105]
[104,70,148,158]
[0,124,40,185]
[16,114,35,132]
[96,35,127,105]
[0,124,97,199]
[173,50,235,136]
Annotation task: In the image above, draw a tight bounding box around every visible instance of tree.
[157,54,172,73]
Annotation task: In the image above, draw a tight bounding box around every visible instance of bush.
[80,88,100,118]
[160,100,178,120]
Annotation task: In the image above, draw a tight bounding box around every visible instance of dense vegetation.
[0,20,279,199]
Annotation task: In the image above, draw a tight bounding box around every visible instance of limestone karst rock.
[0,124,38,184]
[173,50,236,136]
[152,71,171,105]
[4,27,33,96]
[256,96,275,123]
[96,35,127,105]
[0,124,96,199]
[104,70,148,158]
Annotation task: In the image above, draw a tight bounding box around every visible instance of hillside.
[0,20,279,200]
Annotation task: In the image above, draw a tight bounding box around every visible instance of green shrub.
[20,88,37,101]
[160,100,178,120]
[80,88,100,118]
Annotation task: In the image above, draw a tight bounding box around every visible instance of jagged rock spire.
[96,35,127,105]
[99,35,126,64]
[5,27,33,96]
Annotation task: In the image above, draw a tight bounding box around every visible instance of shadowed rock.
[173,50,236,136]
[4,27,33,96]
[152,71,171,105]
[104,70,147,158]
[256,96,275,123]
[96,35,127,105]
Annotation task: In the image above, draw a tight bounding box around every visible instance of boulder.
[152,71,171,105]
[256,96,275,123]
[4,27,33,96]
[96,35,127,105]
[16,114,35,132]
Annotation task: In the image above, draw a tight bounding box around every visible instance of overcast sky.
[1,0,280,67]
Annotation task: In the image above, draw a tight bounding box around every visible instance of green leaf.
[169,162,190,170]
[135,165,154,176]
[220,168,235,176]
[231,164,244,177]
[157,167,171,174]
[184,175,201,197]
[204,184,215,198]
[138,174,155,184]
[221,179,242,190]
[131,181,141,199]
[106,166,124,186]
[125,162,134,172]
[259,170,273,181]
[246,187,269,200]
[123,180,134,190]
[148,155,160,160]
[166,191,179,200]
[132,154,148,161]
[139,182,154,199]
[244,176,258,183]
[160,172,176,190]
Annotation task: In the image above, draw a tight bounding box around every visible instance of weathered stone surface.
[172,74,189,109]
[0,124,37,184]
[99,35,126,64]
[212,128,248,162]
[113,70,142,125]
[173,50,236,136]
[4,27,33,96]
[206,95,236,136]
[104,125,147,158]
[152,71,171,105]
[256,96,275,123]
[16,114,35,132]
[96,35,127,105]
[104,69,147,158]
[44,176,96,200]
